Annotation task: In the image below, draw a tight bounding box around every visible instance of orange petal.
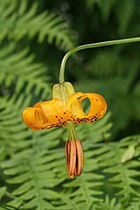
[23,98,74,130]
[65,141,70,175]
[67,92,107,123]
[22,107,51,130]
[80,93,107,122]
[69,141,76,178]
[67,92,85,119]
[75,139,84,176]
[37,98,73,127]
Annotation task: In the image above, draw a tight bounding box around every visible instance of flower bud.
[65,139,84,178]
[52,82,75,102]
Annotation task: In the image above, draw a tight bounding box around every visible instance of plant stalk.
[59,37,140,83]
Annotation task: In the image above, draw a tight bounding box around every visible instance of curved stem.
[59,37,140,83]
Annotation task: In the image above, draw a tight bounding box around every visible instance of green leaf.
[121,144,136,163]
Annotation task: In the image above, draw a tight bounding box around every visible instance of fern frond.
[0,94,30,158]
[0,0,76,51]
[0,187,7,201]
[1,141,65,209]
[96,135,140,204]
[0,91,66,209]
[76,112,112,145]
[0,203,21,210]
[0,0,16,42]
[63,154,104,210]
[96,196,124,210]
[0,43,50,97]
[127,199,140,210]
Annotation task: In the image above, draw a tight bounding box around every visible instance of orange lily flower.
[22,84,107,130]
[22,82,107,178]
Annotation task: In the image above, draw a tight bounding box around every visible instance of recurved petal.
[67,92,107,123]
[23,98,75,130]
[22,107,51,130]
[37,98,73,127]
[80,93,107,122]
[67,92,85,118]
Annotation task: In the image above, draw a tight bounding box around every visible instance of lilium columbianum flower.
[22,82,107,178]
[22,82,107,130]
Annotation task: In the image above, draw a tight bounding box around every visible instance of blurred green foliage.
[0,0,140,209]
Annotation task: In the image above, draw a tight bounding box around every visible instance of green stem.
[67,122,77,140]
[59,37,140,83]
